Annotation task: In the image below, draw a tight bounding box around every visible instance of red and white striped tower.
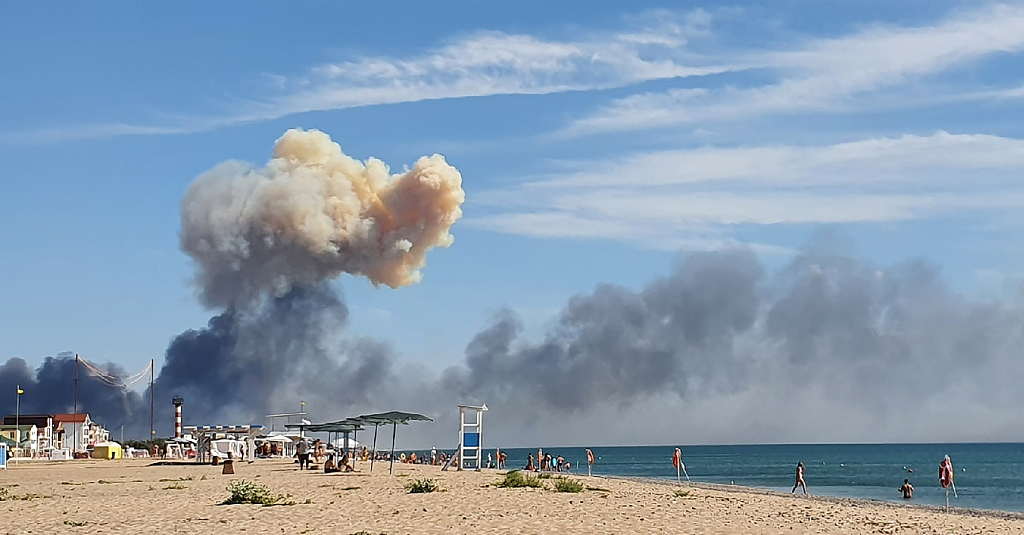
[172,397,184,438]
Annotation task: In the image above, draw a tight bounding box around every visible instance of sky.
[2,1,1024,446]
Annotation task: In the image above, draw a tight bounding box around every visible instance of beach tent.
[92,442,123,459]
[183,425,264,463]
[212,439,246,460]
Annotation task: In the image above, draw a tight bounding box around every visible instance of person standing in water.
[899,479,914,499]
[792,461,808,494]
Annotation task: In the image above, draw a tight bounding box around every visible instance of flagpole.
[149,359,155,443]
[15,385,21,457]
[73,354,79,455]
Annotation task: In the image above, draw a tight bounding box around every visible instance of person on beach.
[499,451,507,469]
[792,461,807,494]
[899,479,914,499]
[297,439,310,470]
[526,453,535,471]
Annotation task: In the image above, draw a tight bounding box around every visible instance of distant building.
[53,413,108,452]
[3,414,54,452]
[0,424,39,456]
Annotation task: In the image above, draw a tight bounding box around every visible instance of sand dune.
[1,458,1022,534]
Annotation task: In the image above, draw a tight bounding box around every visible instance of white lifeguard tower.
[457,404,487,471]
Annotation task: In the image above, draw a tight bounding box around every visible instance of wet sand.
[2,458,1022,534]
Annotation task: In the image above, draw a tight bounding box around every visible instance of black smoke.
[0,352,147,434]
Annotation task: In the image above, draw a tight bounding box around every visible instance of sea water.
[488,443,1024,513]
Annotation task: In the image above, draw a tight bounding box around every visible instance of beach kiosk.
[457,404,487,471]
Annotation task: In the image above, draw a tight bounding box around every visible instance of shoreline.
[604,473,1024,522]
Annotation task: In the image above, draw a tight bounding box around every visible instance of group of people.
[525,448,570,473]
[790,461,919,500]
[295,438,358,473]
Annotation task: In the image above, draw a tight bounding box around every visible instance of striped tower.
[172,397,184,438]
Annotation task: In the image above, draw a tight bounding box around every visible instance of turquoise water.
[489,443,1024,513]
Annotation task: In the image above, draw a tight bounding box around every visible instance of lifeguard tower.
[457,404,487,471]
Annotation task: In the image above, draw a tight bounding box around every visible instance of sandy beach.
[1,458,1022,534]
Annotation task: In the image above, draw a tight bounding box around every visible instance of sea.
[484,443,1024,513]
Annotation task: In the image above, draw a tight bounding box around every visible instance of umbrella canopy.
[352,411,433,474]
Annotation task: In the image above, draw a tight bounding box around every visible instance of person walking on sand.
[792,461,807,494]
[899,479,914,499]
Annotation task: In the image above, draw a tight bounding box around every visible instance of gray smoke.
[432,238,1024,445]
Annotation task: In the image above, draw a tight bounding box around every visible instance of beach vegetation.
[63,520,87,527]
[673,490,694,498]
[223,480,294,506]
[159,476,194,482]
[586,486,611,493]
[537,473,553,479]
[405,478,439,493]
[60,481,83,486]
[495,470,543,489]
[553,478,585,493]
[164,483,188,490]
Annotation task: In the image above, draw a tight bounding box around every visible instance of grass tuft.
[405,478,439,493]
[674,490,694,498]
[586,486,611,493]
[222,480,294,506]
[553,478,585,493]
[495,470,544,489]
[164,483,188,490]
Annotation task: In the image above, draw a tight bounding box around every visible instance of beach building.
[0,424,39,456]
[2,415,55,453]
[53,413,108,453]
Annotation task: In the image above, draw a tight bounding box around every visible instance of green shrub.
[553,478,584,493]
[673,490,693,498]
[223,480,293,506]
[495,470,543,488]
[405,478,438,493]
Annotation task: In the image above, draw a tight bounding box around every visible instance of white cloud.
[468,132,1024,246]
[564,3,1024,135]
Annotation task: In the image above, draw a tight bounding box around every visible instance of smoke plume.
[0,129,465,438]
[180,128,465,309]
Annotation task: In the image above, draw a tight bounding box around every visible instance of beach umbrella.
[939,454,957,510]
[352,411,433,474]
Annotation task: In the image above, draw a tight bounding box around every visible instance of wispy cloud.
[563,3,1024,136]
[468,132,1024,246]
[2,10,730,143]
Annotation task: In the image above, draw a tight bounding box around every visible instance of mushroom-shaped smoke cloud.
[180,128,466,308]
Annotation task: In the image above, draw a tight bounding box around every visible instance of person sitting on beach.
[324,453,340,473]
[792,461,807,494]
[526,453,535,471]
[899,479,914,499]
[339,452,355,472]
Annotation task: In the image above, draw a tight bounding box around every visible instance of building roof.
[2,415,52,426]
[53,413,90,424]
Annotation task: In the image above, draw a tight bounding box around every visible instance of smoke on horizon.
[3,129,1024,446]
[0,129,465,439]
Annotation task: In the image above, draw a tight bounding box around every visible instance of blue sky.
[3,0,1024,380]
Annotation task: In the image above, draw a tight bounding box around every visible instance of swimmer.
[898,479,914,499]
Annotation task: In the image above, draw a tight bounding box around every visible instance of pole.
[73,354,78,454]
[946,488,949,512]
[389,422,397,475]
[15,385,20,457]
[370,425,378,472]
[149,359,154,443]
